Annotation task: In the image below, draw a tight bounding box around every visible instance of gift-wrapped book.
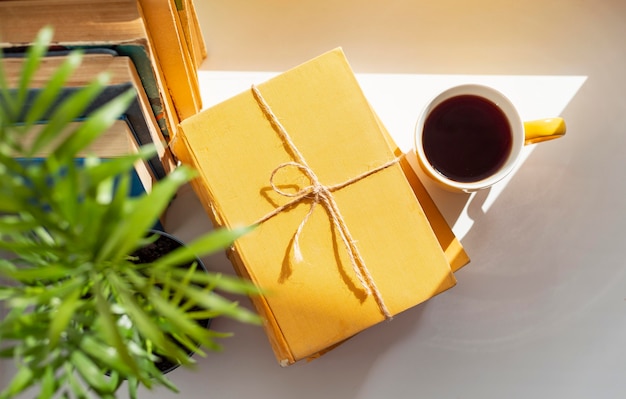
[174,48,460,365]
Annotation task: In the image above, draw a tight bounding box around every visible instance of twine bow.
[251,85,400,320]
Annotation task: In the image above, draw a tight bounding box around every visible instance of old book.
[16,119,155,195]
[3,51,176,176]
[174,48,458,365]
[0,0,180,141]
[138,0,203,121]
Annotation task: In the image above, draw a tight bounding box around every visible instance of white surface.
[3,1,626,398]
[196,70,586,240]
[173,1,626,398]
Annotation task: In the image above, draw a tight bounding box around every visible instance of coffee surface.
[422,95,512,183]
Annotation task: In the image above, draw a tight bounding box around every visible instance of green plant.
[0,27,261,398]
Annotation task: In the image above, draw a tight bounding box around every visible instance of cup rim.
[414,84,524,192]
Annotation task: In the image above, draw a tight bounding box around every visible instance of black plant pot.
[129,229,212,375]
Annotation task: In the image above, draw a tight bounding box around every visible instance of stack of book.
[0,0,206,194]
[174,48,471,365]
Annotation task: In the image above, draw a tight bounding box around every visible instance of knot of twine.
[251,85,401,320]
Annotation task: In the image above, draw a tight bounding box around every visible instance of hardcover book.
[3,51,176,178]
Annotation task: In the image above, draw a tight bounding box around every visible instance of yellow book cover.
[174,48,458,365]
[138,0,202,120]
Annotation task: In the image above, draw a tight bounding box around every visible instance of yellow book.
[138,0,202,120]
[3,52,178,191]
[174,48,458,365]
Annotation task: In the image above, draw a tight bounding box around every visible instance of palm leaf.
[51,87,136,162]
[23,50,83,136]
[0,366,36,399]
[92,277,145,384]
[151,225,254,270]
[82,145,156,190]
[39,74,112,171]
[96,166,196,263]
[11,26,54,121]
[0,27,260,398]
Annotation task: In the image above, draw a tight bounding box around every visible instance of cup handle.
[523,117,566,145]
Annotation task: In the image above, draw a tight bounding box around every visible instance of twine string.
[251,85,398,319]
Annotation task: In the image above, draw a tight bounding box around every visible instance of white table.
[165,1,626,398]
[4,1,626,398]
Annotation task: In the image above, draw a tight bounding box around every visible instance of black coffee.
[422,95,512,183]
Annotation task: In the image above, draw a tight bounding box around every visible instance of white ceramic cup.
[414,84,566,192]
